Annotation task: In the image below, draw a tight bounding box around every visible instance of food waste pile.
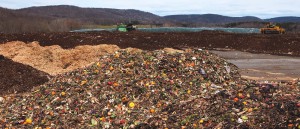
[0,49,299,128]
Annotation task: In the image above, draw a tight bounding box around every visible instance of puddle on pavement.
[211,50,300,81]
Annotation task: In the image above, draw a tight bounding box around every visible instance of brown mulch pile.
[0,31,300,56]
[0,41,120,75]
[0,55,50,95]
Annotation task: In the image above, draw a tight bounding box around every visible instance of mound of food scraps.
[0,49,299,128]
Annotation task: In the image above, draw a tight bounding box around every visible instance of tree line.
[0,17,81,33]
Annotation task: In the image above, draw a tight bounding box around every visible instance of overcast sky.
[1,0,299,18]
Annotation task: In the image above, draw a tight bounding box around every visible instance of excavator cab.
[126,23,136,31]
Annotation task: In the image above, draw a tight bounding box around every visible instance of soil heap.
[0,49,299,128]
[0,55,50,95]
[1,31,300,56]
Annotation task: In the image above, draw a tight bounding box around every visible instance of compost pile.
[1,31,300,56]
[0,55,50,95]
[0,49,299,128]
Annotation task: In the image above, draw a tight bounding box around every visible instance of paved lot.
[211,50,300,81]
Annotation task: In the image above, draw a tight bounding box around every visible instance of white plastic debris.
[237,118,243,123]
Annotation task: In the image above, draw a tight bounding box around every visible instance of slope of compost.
[0,55,50,95]
[1,49,299,128]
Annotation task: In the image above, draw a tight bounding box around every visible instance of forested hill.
[0,5,168,33]
[1,5,300,33]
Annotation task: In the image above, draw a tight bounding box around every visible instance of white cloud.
[0,0,299,18]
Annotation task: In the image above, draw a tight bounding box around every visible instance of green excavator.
[116,23,136,32]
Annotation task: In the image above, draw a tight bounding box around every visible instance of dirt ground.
[1,31,300,56]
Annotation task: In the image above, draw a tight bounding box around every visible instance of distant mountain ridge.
[265,16,300,23]
[164,14,300,24]
[14,5,166,24]
[1,5,299,24]
[164,14,263,24]
[0,5,169,33]
[0,5,300,33]
[0,7,17,17]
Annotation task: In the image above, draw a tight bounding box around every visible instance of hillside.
[1,5,300,33]
[164,14,300,24]
[16,5,166,24]
[0,7,16,17]
[164,14,300,31]
[265,16,300,23]
[0,5,168,33]
[164,14,262,24]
